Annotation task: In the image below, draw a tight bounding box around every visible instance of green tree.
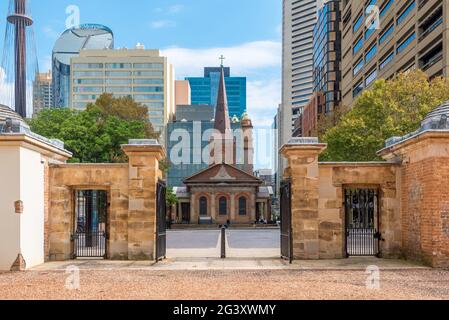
[87,93,159,139]
[166,187,179,224]
[321,71,449,161]
[29,95,158,163]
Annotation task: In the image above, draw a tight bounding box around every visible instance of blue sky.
[0,0,281,168]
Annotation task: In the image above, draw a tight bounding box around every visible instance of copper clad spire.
[214,66,231,133]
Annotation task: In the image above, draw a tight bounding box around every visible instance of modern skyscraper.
[278,0,317,188]
[295,0,342,137]
[281,0,317,128]
[70,47,175,142]
[341,0,448,108]
[52,24,114,108]
[186,67,247,118]
[313,0,341,116]
[32,71,53,115]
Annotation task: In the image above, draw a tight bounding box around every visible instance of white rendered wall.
[19,147,45,269]
[0,147,21,270]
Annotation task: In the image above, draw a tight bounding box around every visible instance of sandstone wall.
[48,164,129,261]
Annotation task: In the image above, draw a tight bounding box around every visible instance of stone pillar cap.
[121,139,166,159]
[126,139,161,146]
[280,137,327,155]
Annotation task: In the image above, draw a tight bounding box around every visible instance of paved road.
[167,229,280,249]
[166,229,281,258]
[227,229,280,249]
[167,230,220,249]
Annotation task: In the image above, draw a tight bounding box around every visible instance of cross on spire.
[219,54,226,67]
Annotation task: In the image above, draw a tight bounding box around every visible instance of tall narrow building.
[33,71,53,115]
[278,0,317,182]
[282,0,317,130]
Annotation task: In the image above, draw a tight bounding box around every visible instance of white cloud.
[151,20,177,29]
[161,41,281,79]
[42,26,58,39]
[167,4,184,14]
[247,79,281,127]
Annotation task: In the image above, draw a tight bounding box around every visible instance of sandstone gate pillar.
[122,139,165,260]
[281,138,327,259]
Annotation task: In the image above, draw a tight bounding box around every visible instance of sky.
[0,0,282,168]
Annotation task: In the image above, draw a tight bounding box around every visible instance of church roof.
[214,67,231,134]
[184,163,262,185]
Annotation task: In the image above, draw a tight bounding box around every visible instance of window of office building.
[133,63,163,70]
[106,79,132,85]
[365,69,378,86]
[134,71,163,77]
[397,1,416,25]
[74,79,104,85]
[73,63,104,69]
[133,79,164,85]
[380,51,395,69]
[73,86,103,93]
[365,44,377,63]
[106,87,132,93]
[74,71,104,77]
[105,71,132,77]
[133,86,163,93]
[106,63,132,69]
[397,32,416,54]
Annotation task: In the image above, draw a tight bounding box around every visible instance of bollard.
[221,226,226,259]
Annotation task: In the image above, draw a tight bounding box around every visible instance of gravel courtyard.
[1,267,449,300]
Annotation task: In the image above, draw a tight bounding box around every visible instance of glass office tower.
[313,0,341,115]
[52,24,114,108]
[186,67,247,118]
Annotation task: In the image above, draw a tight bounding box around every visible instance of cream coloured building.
[70,46,175,143]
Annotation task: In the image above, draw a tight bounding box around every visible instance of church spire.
[214,66,231,134]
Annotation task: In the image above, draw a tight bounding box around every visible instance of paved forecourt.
[166,229,281,259]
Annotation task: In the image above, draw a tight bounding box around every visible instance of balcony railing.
[421,52,443,71]
[419,17,443,41]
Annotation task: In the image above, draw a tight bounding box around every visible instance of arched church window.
[239,197,247,216]
[219,197,228,215]
[199,197,208,216]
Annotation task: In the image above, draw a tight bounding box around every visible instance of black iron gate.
[156,180,167,261]
[345,189,380,257]
[72,190,108,259]
[280,179,293,263]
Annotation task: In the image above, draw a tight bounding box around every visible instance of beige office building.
[342,0,448,108]
[70,47,175,142]
[175,80,191,106]
[32,71,53,116]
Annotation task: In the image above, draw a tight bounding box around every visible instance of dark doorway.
[73,190,108,259]
[345,188,380,257]
[199,197,208,216]
[181,203,191,223]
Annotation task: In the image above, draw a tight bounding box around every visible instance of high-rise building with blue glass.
[186,67,246,118]
[52,24,114,108]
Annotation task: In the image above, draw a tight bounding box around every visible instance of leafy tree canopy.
[28,94,159,163]
[321,71,449,161]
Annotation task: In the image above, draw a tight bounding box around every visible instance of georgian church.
[173,67,272,225]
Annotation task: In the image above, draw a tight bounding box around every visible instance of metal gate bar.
[345,189,380,257]
[280,179,292,263]
[156,180,167,261]
[73,190,107,259]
